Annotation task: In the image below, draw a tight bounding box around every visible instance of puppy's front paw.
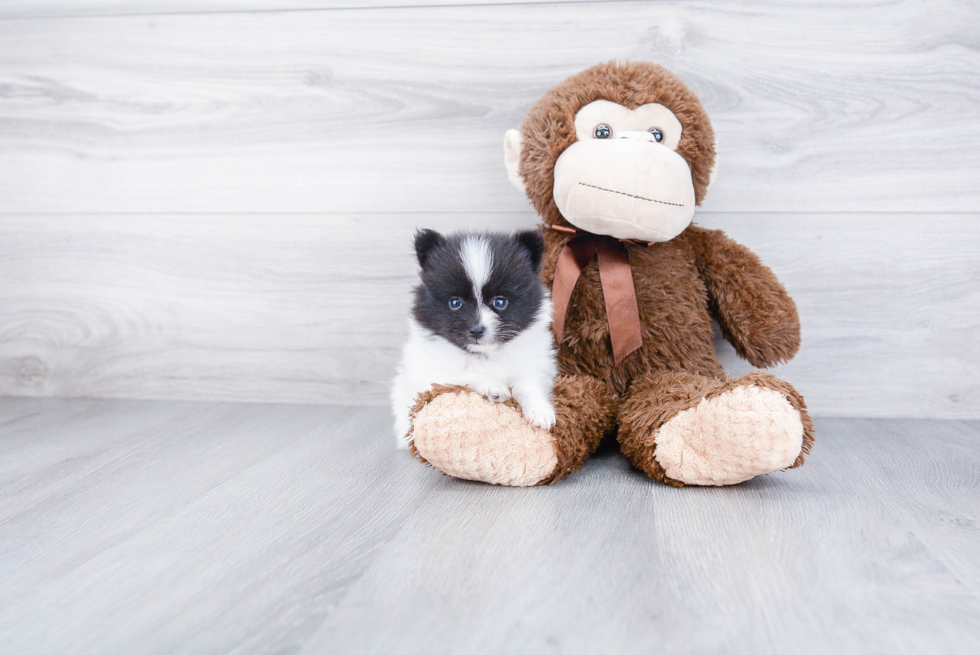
[470,383,511,404]
[521,400,556,431]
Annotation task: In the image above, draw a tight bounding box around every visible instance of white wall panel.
[0,1,976,214]
[1,1,977,416]
[0,213,975,418]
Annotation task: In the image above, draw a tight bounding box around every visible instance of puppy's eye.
[448,297,462,310]
[492,296,508,310]
[593,124,611,139]
[648,127,664,143]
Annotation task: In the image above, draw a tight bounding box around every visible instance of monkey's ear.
[503,129,526,194]
[414,229,445,269]
[513,229,544,273]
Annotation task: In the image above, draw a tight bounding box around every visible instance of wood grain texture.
[0,0,603,20]
[1,213,976,417]
[307,417,980,655]
[0,398,437,654]
[2,399,979,653]
[0,212,532,406]
[1,1,977,417]
[0,1,977,214]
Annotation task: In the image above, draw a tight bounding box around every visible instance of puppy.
[391,228,557,449]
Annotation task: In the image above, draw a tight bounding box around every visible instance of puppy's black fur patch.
[413,229,445,269]
[412,229,546,352]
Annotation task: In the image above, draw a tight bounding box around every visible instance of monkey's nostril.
[469,325,486,339]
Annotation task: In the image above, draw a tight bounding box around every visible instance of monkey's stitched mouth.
[578,182,686,208]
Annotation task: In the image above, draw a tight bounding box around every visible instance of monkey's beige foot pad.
[411,390,558,487]
[654,385,805,486]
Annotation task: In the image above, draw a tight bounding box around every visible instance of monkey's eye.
[448,297,462,310]
[492,296,508,310]
[648,128,665,143]
[593,124,612,139]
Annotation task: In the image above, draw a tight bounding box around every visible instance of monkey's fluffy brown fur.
[411,61,814,486]
[520,61,717,222]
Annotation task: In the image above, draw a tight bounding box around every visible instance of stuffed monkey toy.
[406,61,814,487]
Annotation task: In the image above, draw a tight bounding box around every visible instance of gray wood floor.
[1,398,979,654]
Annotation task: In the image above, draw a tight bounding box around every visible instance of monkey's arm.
[693,229,800,368]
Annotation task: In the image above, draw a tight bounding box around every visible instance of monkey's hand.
[694,228,801,368]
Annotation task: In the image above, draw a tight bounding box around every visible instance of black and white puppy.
[391,229,557,448]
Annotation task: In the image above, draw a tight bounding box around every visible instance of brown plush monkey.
[407,61,814,487]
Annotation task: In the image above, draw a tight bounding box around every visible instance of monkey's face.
[551,100,695,243]
[503,62,717,244]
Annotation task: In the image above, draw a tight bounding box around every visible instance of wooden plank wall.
[0,0,977,418]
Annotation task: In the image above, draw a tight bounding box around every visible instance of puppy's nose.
[469,325,486,339]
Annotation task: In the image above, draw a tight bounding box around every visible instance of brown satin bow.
[550,226,643,366]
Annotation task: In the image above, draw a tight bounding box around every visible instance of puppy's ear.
[414,229,444,269]
[513,229,545,273]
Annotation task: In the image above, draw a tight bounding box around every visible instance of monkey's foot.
[408,376,615,487]
[619,372,815,486]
